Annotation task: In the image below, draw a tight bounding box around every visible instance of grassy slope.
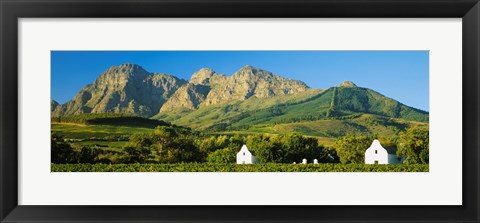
[51,123,154,151]
[51,123,154,139]
[52,87,429,149]
[214,114,427,146]
[154,88,327,130]
[154,87,428,139]
[332,87,429,122]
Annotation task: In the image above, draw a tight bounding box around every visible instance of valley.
[50,63,429,171]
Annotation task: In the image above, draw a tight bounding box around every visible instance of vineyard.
[51,113,172,128]
[51,163,429,172]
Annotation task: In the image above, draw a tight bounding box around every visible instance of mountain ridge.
[52,64,428,130]
[52,64,311,117]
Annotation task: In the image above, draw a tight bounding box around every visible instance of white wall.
[365,140,389,164]
[236,145,253,164]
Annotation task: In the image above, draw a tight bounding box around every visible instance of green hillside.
[154,86,429,136]
[153,88,326,130]
[326,87,428,122]
[233,114,426,137]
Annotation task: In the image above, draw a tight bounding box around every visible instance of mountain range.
[51,64,310,117]
[51,63,428,136]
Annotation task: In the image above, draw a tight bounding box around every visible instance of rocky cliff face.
[51,100,65,117]
[190,68,215,85]
[200,65,309,107]
[51,100,60,111]
[158,65,309,113]
[52,64,310,117]
[52,64,187,117]
[159,83,211,112]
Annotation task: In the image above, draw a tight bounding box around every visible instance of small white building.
[236,145,259,164]
[365,139,399,164]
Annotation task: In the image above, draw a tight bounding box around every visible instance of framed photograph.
[1,0,479,222]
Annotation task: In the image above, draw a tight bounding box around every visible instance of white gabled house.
[365,139,400,164]
[237,145,259,164]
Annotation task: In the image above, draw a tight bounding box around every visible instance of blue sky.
[51,51,429,111]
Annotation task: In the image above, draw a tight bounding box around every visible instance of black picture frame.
[1,0,479,222]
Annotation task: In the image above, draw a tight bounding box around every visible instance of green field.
[51,163,429,172]
[51,113,429,171]
[52,123,154,139]
[52,123,155,152]
[73,141,129,151]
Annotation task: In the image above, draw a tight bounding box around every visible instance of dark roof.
[385,147,397,155]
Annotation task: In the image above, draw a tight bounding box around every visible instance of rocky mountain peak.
[103,63,150,78]
[199,65,309,107]
[190,68,215,85]
[52,63,187,117]
[238,65,258,73]
[233,65,264,80]
[51,100,60,110]
[53,64,311,118]
[338,80,358,88]
[92,63,151,90]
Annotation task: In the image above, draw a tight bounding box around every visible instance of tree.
[207,147,236,163]
[196,136,218,155]
[278,133,328,163]
[154,135,202,163]
[123,145,153,163]
[122,126,204,164]
[325,147,340,163]
[334,135,375,164]
[123,133,155,163]
[77,146,101,164]
[226,134,245,151]
[396,126,429,164]
[245,135,283,163]
[51,133,76,163]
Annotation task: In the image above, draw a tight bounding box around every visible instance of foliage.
[279,133,329,163]
[333,135,376,164]
[77,146,102,164]
[244,134,329,163]
[52,163,429,172]
[122,126,203,164]
[245,134,283,163]
[396,126,429,164]
[51,133,77,163]
[51,133,113,164]
[206,148,237,163]
[53,126,333,165]
[123,136,154,163]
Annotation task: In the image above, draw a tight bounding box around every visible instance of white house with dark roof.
[365,139,399,164]
[236,145,259,164]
